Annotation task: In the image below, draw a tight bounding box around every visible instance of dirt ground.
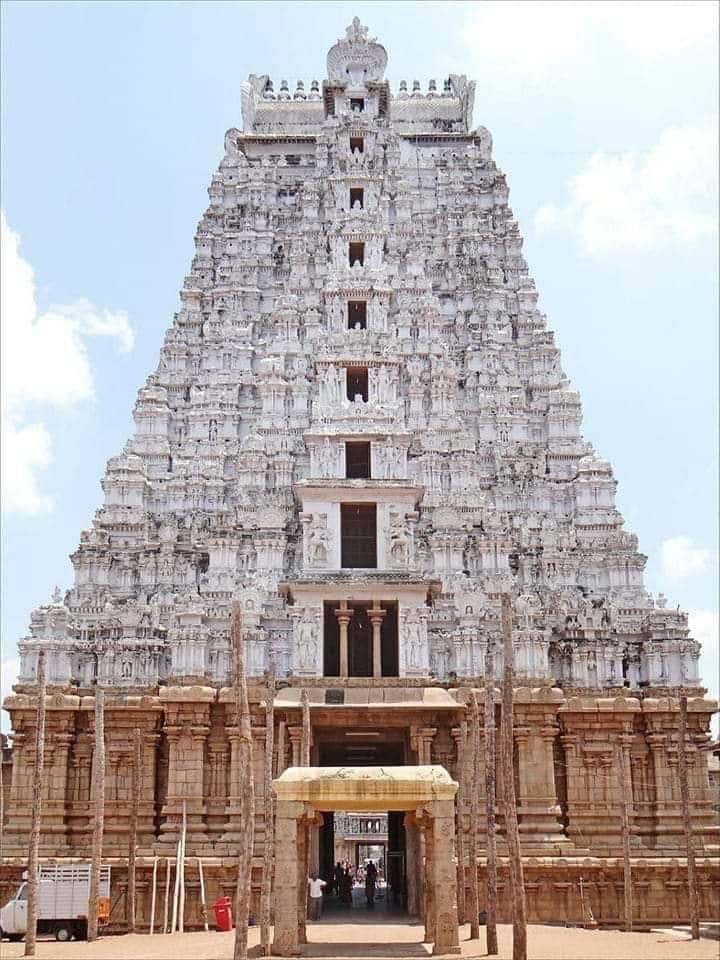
[1,922,717,960]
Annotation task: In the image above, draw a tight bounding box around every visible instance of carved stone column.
[368,600,386,678]
[334,600,354,678]
[288,726,303,766]
[272,799,303,956]
[428,798,461,955]
[404,812,422,918]
[158,687,214,846]
[422,814,435,945]
[411,726,437,765]
[514,711,565,841]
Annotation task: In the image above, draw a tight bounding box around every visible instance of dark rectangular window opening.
[350,136,364,153]
[341,503,377,568]
[349,241,365,266]
[350,98,365,113]
[322,600,398,678]
[346,441,371,479]
[348,300,367,329]
[346,366,368,402]
[350,187,364,209]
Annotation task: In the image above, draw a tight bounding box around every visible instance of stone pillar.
[404,813,422,918]
[368,600,386,679]
[428,798,461,955]
[412,726,437,765]
[104,705,161,851]
[159,687,214,846]
[288,726,302,767]
[273,800,303,956]
[514,710,565,841]
[297,816,308,944]
[40,712,75,849]
[335,600,354,678]
[423,815,435,944]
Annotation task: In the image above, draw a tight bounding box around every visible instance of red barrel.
[213,896,233,932]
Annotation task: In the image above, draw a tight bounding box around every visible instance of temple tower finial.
[327,19,388,84]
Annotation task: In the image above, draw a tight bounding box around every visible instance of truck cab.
[0,881,28,941]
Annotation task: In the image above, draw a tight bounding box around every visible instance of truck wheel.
[55,924,73,942]
[74,920,88,941]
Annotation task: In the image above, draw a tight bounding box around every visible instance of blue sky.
[1,1,718,728]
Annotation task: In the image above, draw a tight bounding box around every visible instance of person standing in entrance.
[365,859,377,908]
[308,872,326,920]
[334,861,344,897]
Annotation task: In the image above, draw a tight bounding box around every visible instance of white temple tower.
[3,19,716,931]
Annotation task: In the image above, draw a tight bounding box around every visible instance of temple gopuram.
[2,19,717,945]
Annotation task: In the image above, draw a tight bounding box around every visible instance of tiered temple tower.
[2,19,717,930]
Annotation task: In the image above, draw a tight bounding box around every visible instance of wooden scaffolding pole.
[301,688,311,766]
[678,696,700,939]
[87,686,106,942]
[468,689,481,940]
[24,650,46,958]
[127,727,142,933]
[260,669,276,956]
[454,718,467,925]
[500,593,527,960]
[149,856,158,935]
[232,600,255,960]
[484,636,498,956]
[617,740,633,932]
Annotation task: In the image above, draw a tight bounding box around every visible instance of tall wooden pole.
[617,740,633,932]
[24,650,46,958]
[149,856,158,935]
[178,800,187,933]
[87,686,106,942]
[301,688,311,766]
[484,637,498,956]
[232,600,255,960]
[260,669,276,956]
[468,690,481,940]
[678,696,700,939]
[500,593,527,960]
[127,728,142,933]
[454,719,467,925]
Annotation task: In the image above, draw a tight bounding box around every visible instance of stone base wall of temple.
[1,683,717,925]
[0,858,717,932]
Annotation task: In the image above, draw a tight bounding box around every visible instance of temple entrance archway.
[271,765,460,957]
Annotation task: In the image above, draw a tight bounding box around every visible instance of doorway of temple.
[318,809,407,917]
[315,733,408,918]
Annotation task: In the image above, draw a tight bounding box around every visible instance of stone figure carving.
[297,616,318,670]
[403,610,424,670]
[388,511,411,566]
[315,438,338,478]
[306,514,330,565]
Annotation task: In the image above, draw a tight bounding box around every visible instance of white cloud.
[1,212,134,515]
[534,117,718,255]
[661,535,715,580]
[461,1,717,79]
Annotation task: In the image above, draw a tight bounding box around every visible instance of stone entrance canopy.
[272,765,460,956]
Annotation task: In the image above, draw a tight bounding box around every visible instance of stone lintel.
[273,764,457,811]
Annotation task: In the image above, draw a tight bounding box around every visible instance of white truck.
[0,864,111,942]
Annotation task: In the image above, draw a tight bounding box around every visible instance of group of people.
[307,859,381,920]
